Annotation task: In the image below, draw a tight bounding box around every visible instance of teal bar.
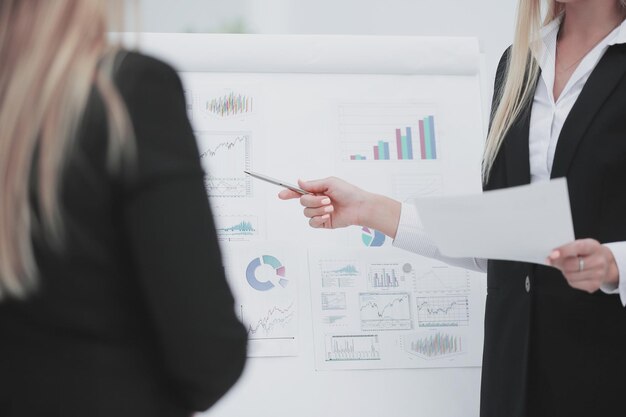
[423,118,433,159]
[378,140,386,160]
[401,135,409,160]
[429,116,437,159]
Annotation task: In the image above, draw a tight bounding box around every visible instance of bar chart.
[204,91,254,118]
[340,103,439,162]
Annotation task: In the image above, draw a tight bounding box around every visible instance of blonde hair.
[482,0,626,183]
[0,0,132,299]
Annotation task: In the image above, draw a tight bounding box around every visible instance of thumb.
[298,178,332,194]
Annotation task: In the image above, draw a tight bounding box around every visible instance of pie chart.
[246,255,288,291]
[361,227,385,247]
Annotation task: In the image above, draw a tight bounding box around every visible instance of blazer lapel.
[551,45,626,178]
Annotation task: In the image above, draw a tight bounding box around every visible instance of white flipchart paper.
[413,178,575,265]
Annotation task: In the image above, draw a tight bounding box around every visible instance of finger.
[278,189,302,200]
[553,239,600,259]
[304,205,333,219]
[300,194,331,208]
[309,214,330,228]
[565,255,607,274]
[298,178,333,194]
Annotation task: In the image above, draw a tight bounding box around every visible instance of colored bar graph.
[347,116,436,161]
[396,129,403,159]
[377,141,389,160]
[419,120,427,159]
[406,127,414,159]
[423,117,433,159]
[424,116,437,159]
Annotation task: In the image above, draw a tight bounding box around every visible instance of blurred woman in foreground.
[0,1,247,416]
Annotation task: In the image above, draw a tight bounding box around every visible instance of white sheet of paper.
[413,178,575,265]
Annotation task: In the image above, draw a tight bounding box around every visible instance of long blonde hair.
[482,0,626,183]
[0,0,132,299]
[482,0,560,183]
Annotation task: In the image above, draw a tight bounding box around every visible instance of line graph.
[413,267,471,294]
[325,334,381,361]
[196,131,252,198]
[404,332,465,359]
[416,296,470,327]
[240,302,296,340]
[359,292,412,331]
[199,134,247,158]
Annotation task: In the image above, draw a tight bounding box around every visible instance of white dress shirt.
[394,16,626,306]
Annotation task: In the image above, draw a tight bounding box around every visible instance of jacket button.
[525,276,531,293]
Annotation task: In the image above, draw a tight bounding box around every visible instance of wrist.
[603,246,620,286]
[358,192,401,239]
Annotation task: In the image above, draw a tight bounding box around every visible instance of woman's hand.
[278,177,369,229]
[278,177,401,237]
[547,238,619,293]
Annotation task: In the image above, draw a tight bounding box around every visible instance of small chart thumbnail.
[215,215,259,241]
[320,260,360,288]
[404,331,465,359]
[196,131,252,198]
[325,334,381,362]
[321,292,347,310]
[413,266,471,294]
[359,292,412,331]
[240,302,296,341]
[416,295,470,327]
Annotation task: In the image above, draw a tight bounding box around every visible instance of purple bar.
[396,129,403,160]
[419,120,427,160]
[373,146,379,160]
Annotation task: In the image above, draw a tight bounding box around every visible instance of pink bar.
[396,129,403,160]
[419,120,427,160]
[350,155,356,160]
[373,146,379,160]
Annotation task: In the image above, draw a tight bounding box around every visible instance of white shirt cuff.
[392,202,487,273]
[602,242,626,307]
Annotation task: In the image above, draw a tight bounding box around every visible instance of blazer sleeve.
[114,53,247,412]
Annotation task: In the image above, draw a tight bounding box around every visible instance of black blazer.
[0,53,247,417]
[481,44,626,417]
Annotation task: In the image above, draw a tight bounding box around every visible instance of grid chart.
[416,295,470,327]
[197,132,252,198]
[359,292,412,331]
